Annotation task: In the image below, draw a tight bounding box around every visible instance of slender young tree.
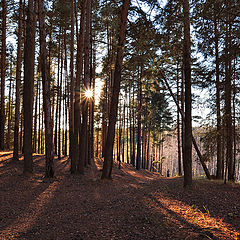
[39,0,54,177]
[102,0,130,179]
[23,0,36,175]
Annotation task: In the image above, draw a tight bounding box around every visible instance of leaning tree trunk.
[23,0,35,175]
[0,0,6,150]
[39,0,54,178]
[183,0,192,187]
[101,0,130,179]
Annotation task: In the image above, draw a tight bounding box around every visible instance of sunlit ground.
[159,197,239,239]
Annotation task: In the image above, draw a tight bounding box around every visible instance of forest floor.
[0,152,239,240]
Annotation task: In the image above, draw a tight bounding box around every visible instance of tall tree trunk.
[54,44,60,155]
[224,19,233,182]
[41,107,44,154]
[23,0,35,175]
[90,31,96,164]
[39,0,54,178]
[79,0,91,173]
[13,0,23,160]
[33,79,38,153]
[72,0,86,173]
[146,129,150,170]
[58,38,63,159]
[38,84,41,153]
[232,57,236,179]
[214,9,222,180]
[0,0,6,150]
[177,62,182,176]
[69,0,74,161]
[131,86,136,167]
[63,35,68,156]
[122,94,126,163]
[181,64,185,176]
[183,0,192,187]
[118,118,122,169]
[101,87,107,157]
[136,65,142,170]
[7,65,13,150]
[20,102,24,153]
[129,90,133,165]
[126,93,130,164]
[101,0,130,179]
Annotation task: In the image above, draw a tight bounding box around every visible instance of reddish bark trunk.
[102,0,130,179]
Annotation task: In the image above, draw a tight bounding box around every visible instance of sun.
[85,88,93,99]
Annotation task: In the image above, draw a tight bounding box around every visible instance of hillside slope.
[0,152,239,240]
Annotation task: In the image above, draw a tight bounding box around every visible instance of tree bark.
[101,0,130,179]
[23,0,36,175]
[39,0,54,178]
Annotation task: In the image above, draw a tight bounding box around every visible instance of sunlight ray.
[0,181,60,239]
[157,196,240,240]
